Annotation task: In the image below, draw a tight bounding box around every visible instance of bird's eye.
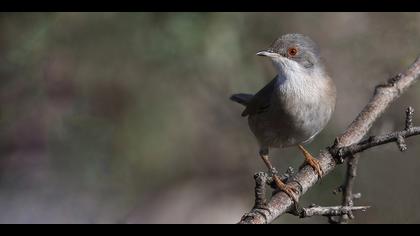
[288,47,298,57]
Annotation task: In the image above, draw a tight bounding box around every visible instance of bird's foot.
[259,151,300,207]
[298,145,324,180]
[272,175,299,204]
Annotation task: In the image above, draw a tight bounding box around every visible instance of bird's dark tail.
[230,93,253,106]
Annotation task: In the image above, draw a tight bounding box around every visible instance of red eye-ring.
[288,47,298,56]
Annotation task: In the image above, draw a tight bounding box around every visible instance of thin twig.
[253,172,269,209]
[406,106,414,130]
[338,154,360,223]
[334,125,420,158]
[292,206,370,218]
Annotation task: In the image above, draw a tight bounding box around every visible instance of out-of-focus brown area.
[0,12,420,224]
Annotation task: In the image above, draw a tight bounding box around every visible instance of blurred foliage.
[0,12,420,223]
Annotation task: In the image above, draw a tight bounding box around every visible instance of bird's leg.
[298,144,323,179]
[259,149,299,204]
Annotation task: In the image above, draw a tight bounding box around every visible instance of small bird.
[230,34,336,203]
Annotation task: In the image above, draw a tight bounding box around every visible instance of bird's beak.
[256,50,279,58]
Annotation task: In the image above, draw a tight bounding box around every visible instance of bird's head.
[257,34,324,76]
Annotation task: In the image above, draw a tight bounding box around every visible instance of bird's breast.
[249,73,336,148]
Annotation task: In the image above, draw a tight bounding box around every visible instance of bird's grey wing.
[241,77,277,117]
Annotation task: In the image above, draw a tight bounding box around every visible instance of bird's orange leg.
[298,145,323,179]
[259,151,299,204]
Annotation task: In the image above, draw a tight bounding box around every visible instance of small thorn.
[286,166,295,175]
[254,172,268,181]
[328,216,339,224]
[333,185,344,195]
[352,193,362,199]
[269,168,278,176]
[309,203,318,208]
[279,167,294,183]
[336,148,345,164]
[348,212,355,219]
[333,137,340,147]
[396,135,408,152]
[388,73,403,86]
[369,135,378,143]
[405,106,414,130]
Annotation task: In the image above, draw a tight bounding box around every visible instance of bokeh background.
[0,12,420,224]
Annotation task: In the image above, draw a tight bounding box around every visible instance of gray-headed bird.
[230,34,336,203]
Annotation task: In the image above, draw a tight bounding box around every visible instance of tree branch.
[291,205,370,218]
[238,56,420,224]
[333,106,418,158]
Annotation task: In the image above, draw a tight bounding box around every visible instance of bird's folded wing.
[241,77,277,117]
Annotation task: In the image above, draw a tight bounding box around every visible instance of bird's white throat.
[272,57,327,100]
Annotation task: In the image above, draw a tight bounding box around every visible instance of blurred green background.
[0,12,420,224]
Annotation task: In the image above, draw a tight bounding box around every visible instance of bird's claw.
[298,145,324,180]
[304,156,324,180]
